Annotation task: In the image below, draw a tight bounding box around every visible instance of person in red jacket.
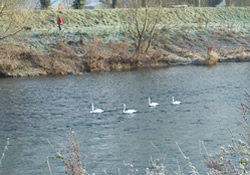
[57,16,62,31]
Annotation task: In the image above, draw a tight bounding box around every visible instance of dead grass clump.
[50,42,78,60]
[0,44,23,73]
[0,43,25,59]
[6,42,86,76]
[232,48,247,62]
[88,57,107,72]
[37,42,86,75]
[204,159,223,171]
[0,58,18,73]
[82,34,137,72]
[105,41,133,71]
[234,52,247,62]
[205,158,237,174]
[85,35,110,72]
[151,50,163,63]
[202,47,220,66]
[139,49,170,67]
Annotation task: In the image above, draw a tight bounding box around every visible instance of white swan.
[90,103,104,113]
[148,97,159,107]
[172,96,181,105]
[122,104,137,114]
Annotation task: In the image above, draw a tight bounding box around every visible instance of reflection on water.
[0,63,249,174]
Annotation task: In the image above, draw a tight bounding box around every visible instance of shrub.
[73,0,86,9]
[202,46,220,66]
[39,0,51,9]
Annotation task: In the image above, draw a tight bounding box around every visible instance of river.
[0,62,249,175]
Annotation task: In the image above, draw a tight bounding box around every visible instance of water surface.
[0,63,249,174]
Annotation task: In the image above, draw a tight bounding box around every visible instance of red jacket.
[57,16,62,25]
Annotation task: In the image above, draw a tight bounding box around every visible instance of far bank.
[0,7,249,77]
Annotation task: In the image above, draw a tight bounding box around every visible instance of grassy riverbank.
[0,7,250,77]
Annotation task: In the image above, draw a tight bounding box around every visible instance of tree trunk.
[141,0,146,7]
[112,0,116,8]
[195,0,201,7]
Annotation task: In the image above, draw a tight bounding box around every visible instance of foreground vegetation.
[0,7,250,77]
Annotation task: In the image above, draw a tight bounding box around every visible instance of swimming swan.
[122,104,137,114]
[90,103,104,113]
[172,96,181,105]
[148,97,159,107]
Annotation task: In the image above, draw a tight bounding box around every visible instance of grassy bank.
[0,7,250,77]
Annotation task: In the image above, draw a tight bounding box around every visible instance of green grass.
[9,7,248,50]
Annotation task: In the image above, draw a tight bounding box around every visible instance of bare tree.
[127,0,164,54]
[0,0,30,41]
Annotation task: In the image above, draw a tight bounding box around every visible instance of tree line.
[40,0,86,9]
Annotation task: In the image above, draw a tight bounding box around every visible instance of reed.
[0,138,10,166]
[203,92,250,174]
[64,129,89,175]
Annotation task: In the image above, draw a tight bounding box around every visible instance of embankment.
[0,7,249,77]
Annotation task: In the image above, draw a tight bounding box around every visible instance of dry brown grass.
[0,38,172,76]
[232,48,247,62]
[0,42,84,76]
[0,44,24,73]
[0,58,17,73]
[202,47,220,66]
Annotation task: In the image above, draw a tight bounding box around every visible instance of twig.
[199,140,209,157]
[150,141,161,154]
[47,138,56,151]
[176,142,189,160]
[46,157,53,175]
[0,138,10,166]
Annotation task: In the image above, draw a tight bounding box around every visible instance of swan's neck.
[92,104,94,111]
[172,97,174,102]
[123,104,126,112]
[148,98,151,104]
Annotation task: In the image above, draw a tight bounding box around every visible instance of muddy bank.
[0,7,249,77]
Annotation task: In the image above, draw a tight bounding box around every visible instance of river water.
[0,63,249,175]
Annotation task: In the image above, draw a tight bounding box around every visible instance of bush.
[39,0,51,9]
[73,0,86,9]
